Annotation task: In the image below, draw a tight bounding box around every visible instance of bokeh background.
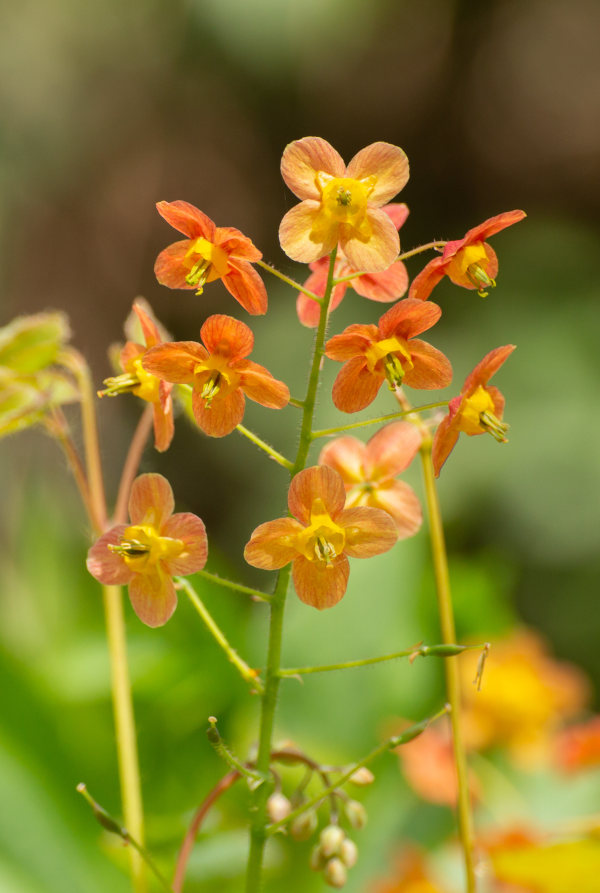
[1,0,599,890]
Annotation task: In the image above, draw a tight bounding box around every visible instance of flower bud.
[344,800,367,830]
[348,767,375,786]
[290,809,318,841]
[339,838,358,868]
[324,857,347,888]
[319,824,345,858]
[267,792,292,823]
[309,844,326,872]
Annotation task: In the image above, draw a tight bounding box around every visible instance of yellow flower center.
[446,242,496,297]
[109,524,184,572]
[98,356,159,403]
[364,336,414,387]
[460,385,508,441]
[193,353,240,407]
[293,497,346,565]
[184,237,230,293]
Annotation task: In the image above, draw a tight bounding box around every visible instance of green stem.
[311,401,449,439]
[245,249,338,893]
[207,717,264,784]
[279,642,485,676]
[420,444,477,892]
[236,424,294,470]
[255,259,322,301]
[195,568,273,603]
[331,241,447,285]
[177,577,264,694]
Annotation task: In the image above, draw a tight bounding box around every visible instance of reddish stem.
[113,405,154,524]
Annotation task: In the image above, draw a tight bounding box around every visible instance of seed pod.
[344,800,367,830]
[290,809,318,841]
[319,824,345,858]
[339,837,358,868]
[324,857,347,888]
[267,792,291,823]
[348,767,375,786]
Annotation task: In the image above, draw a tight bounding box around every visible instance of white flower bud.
[309,843,326,872]
[348,767,375,786]
[290,809,318,841]
[339,837,358,868]
[267,792,291,823]
[324,857,347,888]
[344,800,367,830]
[319,824,345,858]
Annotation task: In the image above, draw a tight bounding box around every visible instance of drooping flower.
[318,422,422,537]
[325,298,452,413]
[409,210,526,301]
[142,314,289,437]
[87,473,208,627]
[431,345,515,476]
[244,465,398,609]
[279,137,409,272]
[297,204,410,327]
[154,201,267,315]
[99,302,174,452]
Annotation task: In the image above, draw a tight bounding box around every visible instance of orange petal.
[161,512,208,575]
[325,324,378,361]
[244,517,304,570]
[368,480,422,539]
[463,345,515,395]
[346,142,409,206]
[463,209,527,245]
[379,297,442,340]
[341,207,399,272]
[446,243,499,290]
[403,339,453,390]
[383,202,410,230]
[120,341,144,372]
[337,506,398,557]
[238,360,289,408]
[279,201,338,264]
[222,260,268,315]
[152,398,174,453]
[133,303,161,348]
[432,413,460,476]
[292,554,349,609]
[487,384,506,419]
[142,341,208,383]
[86,526,133,585]
[281,137,346,201]
[408,255,449,301]
[214,226,262,262]
[200,314,254,359]
[129,473,174,527]
[364,422,422,479]
[154,241,197,289]
[156,200,215,240]
[297,267,347,327]
[318,437,366,484]
[351,261,408,302]
[128,567,177,627]
[332,357,382,413]
[192,387,245,437]
[288,465,346,525]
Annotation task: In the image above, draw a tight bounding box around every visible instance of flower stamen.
[200,371,222,408]
[466,263,496,298]
[479,410,509,442]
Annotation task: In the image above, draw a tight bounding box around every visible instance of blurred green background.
[1,0,599,890]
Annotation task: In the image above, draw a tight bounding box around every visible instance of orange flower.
[279,137,409,272]
[98,302,174,452]
[555,716,600,772]
[395,720,479,806]
[318,422,422,537]
[370,849,447,893]
[142,314,289,437]
[154,201,267,315]
[432,345,515,476]
[297,204,410,327]
[87,474,208,627]
[409,210,526,301]
[325,298,452,413]
[244,466,398,609]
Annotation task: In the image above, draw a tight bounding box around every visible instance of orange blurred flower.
[318,421,422,537]
[142,314,289,437]
[87,474,208,627]
[325,298,452,413]
[154,201,267,315]
[370,849,447,893]
[279,137,409,272]
[396,720,479,806]
[432,345,515,476]
[244,466,398,609]
[99,302,174,452]
[297,204,410,327]
[555,716,600,772]
[409,210,526,301]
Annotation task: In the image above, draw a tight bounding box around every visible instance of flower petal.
[281,137,346,201]
[143,341,208,383]
[128,567,177,628]
[368,480,422,538]
[383,202,410,230]
[222,260,268,316]
[432,413,460,476]
[296,282,347,327]
[120,341,144,372]
[154,241,197,290]
[463,345,516,395]
[325,324,378,361]
[214,226,262,262]
[244,517,304,569]
[161,512,208,575]
[129,473,174,527]
[319,437,366,484]
[341,207,399,273]
[152,397,174,452]
[86,525,133,585]
[463,209,527,245]
[487,384,506,419]
[332,357,382,413]
[288,465,346,525]
[238,360,290,408]
[192,387,245,437]
[156,200,216,240]
[351,261,408,302]
[346,143,409,206]
[279,201,338,264]
[200,314,254,359]
[133,303,161,348]
[408,256,449,302]
[403,339,453,389]
[446,243,498,290]
[338,506,398,557]
[292,554,349,609]
[379,297,442,340]
[364,421,422,479]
